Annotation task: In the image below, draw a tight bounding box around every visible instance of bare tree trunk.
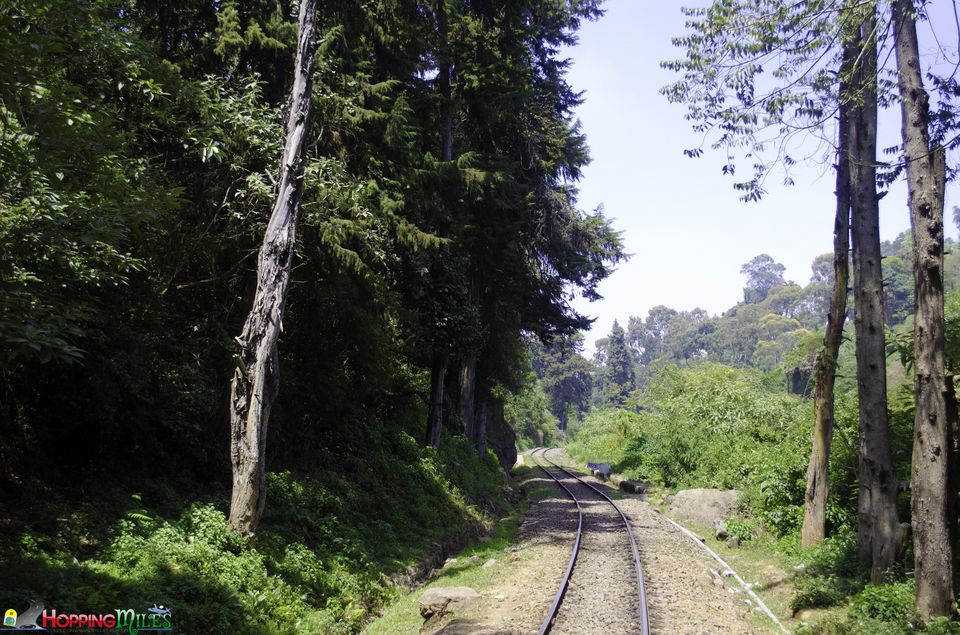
[425,354,447,447]
[437,0,453,163]
[228,0,320,536]
[892,0,953,618]
[849,6,900,581]
[423,0,457,448]
[475,398,488,455]
[945,376,959,572]
[802,70,852,546]
[459,356,477,440]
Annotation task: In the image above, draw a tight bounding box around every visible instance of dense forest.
[3,0,960,633]
[0,0,623,632]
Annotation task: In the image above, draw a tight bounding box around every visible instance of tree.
[603,320,634,407]
[228,0,320,535]
[664,0,902,580]
[803,42,852,545]
[413,0,619,451]
[425,0,456,450]
[629,306,677,364]
[846,3,899,580]
[741,254,787,304]
[891,0,953,618]
[529,334,594,430]
[797,254,834,324]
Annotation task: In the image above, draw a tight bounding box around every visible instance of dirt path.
[432,450,773,634]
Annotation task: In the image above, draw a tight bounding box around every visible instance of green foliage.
[568,363,812,537]
[796,578,960,634]
[0,427,509,634]
[851,581,916,623]
[724,517,757,543]
[618,252,842,377]
[790,526,863,613]
[565,408,643,466]
[602,320,635,406]
[505,372,558,450]
[661,1,855,201]
[0,0,622,511]
[741,254,787,304]
[528,333,595,429]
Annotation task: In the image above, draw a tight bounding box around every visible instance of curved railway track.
[530,447,650,634]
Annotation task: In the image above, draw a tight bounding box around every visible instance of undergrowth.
[565,362,959,633]
[0,431,511,634]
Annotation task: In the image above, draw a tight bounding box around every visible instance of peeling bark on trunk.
[892,0,953,617]
[459,356,477,441]
[426,354,447,447]
[802,73,852,547]
[228,0,319,536]
[849,7,900,581]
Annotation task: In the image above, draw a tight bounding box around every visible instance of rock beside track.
[669,488,741,528]
[419,587,481,619]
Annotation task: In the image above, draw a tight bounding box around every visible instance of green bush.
[564,407,642,467]
[791,575,854,614]
[796,580,960,635]
[724,518,757,543]
[791,526,863,613]
[851,581,915,623]
[86,503,323,634]
[568,363,812,537]
[0,425,510,634]
[506,372,558,450]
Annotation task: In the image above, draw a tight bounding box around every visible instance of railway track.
[530,447,650,634]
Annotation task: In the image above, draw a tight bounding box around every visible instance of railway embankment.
[366,449,779,634]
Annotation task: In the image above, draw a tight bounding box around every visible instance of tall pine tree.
[603,320,634,407]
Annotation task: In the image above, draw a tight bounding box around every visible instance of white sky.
[565,0,960,352]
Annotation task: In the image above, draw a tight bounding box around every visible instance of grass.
[647,488,960,635]
[0,431,514,634]
[363,498,528,634]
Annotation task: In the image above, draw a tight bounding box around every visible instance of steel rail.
[530,447,583,635]
[538,447,651,635]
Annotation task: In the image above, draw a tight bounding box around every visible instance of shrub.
[568,363,812,536]
[850,581,915,624]
[791,526,863,613]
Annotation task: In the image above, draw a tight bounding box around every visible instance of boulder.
[669,488,741,528]
[419,587,481,619]
[714,519,728,540]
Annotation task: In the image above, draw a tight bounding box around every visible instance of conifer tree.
[603,321,634,407]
